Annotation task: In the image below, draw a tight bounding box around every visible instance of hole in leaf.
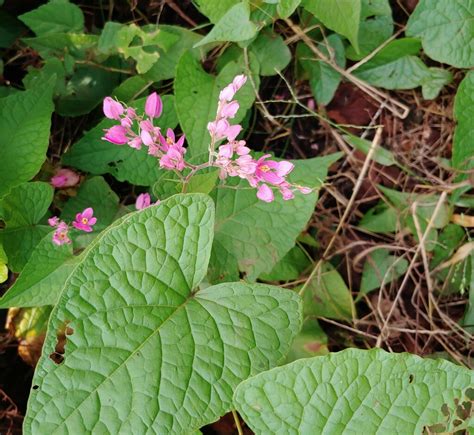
[466,387,474,400]
[32,385,39,390]
[48,321,71,365]
[408,374,414,383]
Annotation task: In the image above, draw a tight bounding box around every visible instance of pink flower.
[135,193,151,210]
[257,184,274,203]
[52,222,71,246]
[219,101,239,118]
[102,125,128,145]
[50,168,80,188]
[298,186,312,194]
[279,182,295,201]
[103,97,124,120]
[254,155,294,185]
[72,208,97,232]
[219,84,235,102]
[128,137,142,150]
[159,128,185,152]
[145,92,163,118]
[160,147,186,171]
[48,216,59,227]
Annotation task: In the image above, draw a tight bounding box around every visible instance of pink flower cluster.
[209,76,311,202]
[101,76,311,203]
[48,208,97,246]
[102,93,186,170]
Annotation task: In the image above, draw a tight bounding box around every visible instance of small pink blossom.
[254,154,294,185]
[50,168,80,188]
[128,137,142,150]
[52,222,71,246]
[257,184,274,203]
[219,84,235,102]
[145,92,163,118]
[159,128,185,152]
[102,125,128,145]
[219,101,239,118]
[48,216,59,227]
[160,147,186,171]
[103,97,124,120]
[135,193,151,210]
[72,207,97,233]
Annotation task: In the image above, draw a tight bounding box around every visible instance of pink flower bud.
[140,130,154,147]
[145,92,163,118]
[220,101,240,118]
[298,186,312,194]
[102,125,128,145]
[219,84,235,102]
[218,144,234,159]
[276,161,294,177]
[225,124,242,141]
[48,216,59,227]
[135,193,151,210]
[50,168,80,188]
[120,117,133,128]
[232,74,247,91]
[103,97,124,120]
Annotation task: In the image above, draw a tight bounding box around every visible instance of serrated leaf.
[0,182,53,272]
[195,3,257,47]
[407,0,474,68]
[453,71,474,178]
[234,348,474,434]
[0,80,54,198]
[209,154,341,282]
[175,51,258,160]
[302,262,355,320]
[302,0,361,52]
[63,95,178,186]
[24,194,302,434]
[250,29,291,76]
[19,0,84,36]
[359,248,408,298]
[297,34,345,105]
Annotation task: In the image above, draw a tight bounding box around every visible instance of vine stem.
[231,409,244,435]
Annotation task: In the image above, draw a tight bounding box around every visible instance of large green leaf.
[302,262,355,320]
[0,80,54,198]
[209,154,341,282]
[0,233,74,308]
[24,194,302,434]
[195,3,258,47]
[19,0,84,36]
[0,182,53,272]
[175,51,258,160]
[406,0,474,68]
[194,0,236,23]
[234,348,474,434]
[62,95,178,186]
[453,71,474,178]
[250,29,291,76]
[345,0,393,61]
[302,0,361,52]
[297,34,346,105]
[354,38,451,98]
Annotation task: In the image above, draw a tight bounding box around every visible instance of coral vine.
[102,75,311,202]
